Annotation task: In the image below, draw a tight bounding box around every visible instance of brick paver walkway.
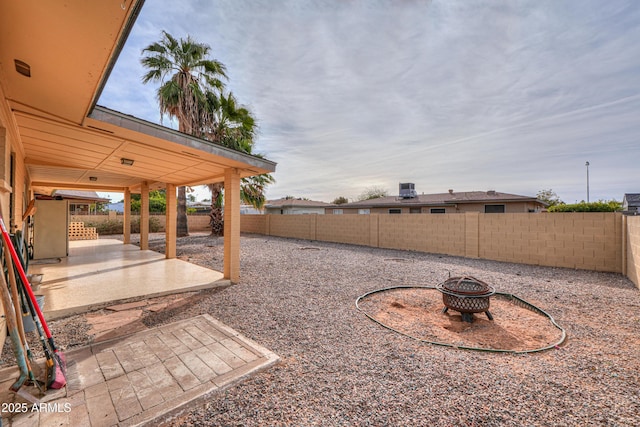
[0,315,279,426]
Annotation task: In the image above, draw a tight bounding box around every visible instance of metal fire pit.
[436,276,496,322]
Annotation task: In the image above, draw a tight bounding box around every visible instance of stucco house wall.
[0,89,33,349]
[265,206,326,215]
[329,201,540,214]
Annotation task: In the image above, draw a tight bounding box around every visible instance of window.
[333,209,343,215]
[409,208,421,214]
[430,208,446,214]
[358,209,370,215]
[484,204,505,213]
[389,208,402,214]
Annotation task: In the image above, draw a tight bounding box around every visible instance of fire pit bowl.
[436,276,496,322]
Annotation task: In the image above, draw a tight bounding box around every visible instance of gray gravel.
[5,233,640,426]
[162,234,639,427]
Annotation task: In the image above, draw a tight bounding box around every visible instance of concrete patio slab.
[28,239,228,319]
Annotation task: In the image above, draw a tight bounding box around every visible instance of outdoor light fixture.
[89,176,98,181]
[14,59,31,77]
[120,158,134,166]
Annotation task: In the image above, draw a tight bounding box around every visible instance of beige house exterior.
[0,1,276,345]
[265,198,332,215]
[327,191,545,215]
[49,190,110,215]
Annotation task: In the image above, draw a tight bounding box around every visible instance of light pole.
[585,161,590,203]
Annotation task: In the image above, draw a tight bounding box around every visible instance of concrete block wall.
[626,216,640,288]
[317,214,375,246]
[186,215,211,231]
[269,214,316,240]
[240,214,267,234]
[478,213,622,272]
[241,212,629,276]
[378,214,466,256]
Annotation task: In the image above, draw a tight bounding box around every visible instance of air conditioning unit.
[399,183,417,199]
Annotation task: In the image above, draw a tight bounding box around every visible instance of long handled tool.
[0,259,41,403]
[4,245,44,392]
[0,217,66,389]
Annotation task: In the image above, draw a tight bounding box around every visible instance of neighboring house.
[622,194,640,215]
[107,202,125,213]
[327,186,545,214]
[265,198,332,215]
[188,201,212,215]
[46,190,110,215]
[241,204,263,214]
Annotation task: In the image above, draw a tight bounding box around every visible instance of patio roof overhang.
[19,105,276,196]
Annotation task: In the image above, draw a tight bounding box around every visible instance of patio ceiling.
[19,106,276,195]
[0,0,275,196]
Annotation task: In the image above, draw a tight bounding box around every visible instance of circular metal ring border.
[355,285,567,354]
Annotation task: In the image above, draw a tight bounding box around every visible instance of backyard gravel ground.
[4,232,640,426]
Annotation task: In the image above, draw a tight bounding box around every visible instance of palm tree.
[203,93,275,235]
[141,31,227,237]
[207,173,275,235]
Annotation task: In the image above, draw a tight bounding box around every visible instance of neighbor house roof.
[51,190,110,203]
[623,194,640,205]
[265,198,333,208]
[342,191,543,208]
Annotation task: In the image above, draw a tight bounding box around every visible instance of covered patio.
[0,0,276,282]
[0,1,276,345]
[0,3,282,424]
[31,238,228,320]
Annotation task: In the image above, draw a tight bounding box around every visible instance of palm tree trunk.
[177,186,189,237]
[209,183,224,236]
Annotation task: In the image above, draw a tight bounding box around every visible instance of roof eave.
[86,0,146,118]
[88,106,277,174]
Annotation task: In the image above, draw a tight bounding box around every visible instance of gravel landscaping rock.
[2,233,639,426]
[165,233,639,427]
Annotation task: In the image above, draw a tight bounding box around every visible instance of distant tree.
[357,186,388,201]
[93,203,109,214]
[282,196,309,200]
[537,189,563,207]
[187,193,196,203]
[548,200,622,212]
[332,196,349,205]
[130,190,167,213]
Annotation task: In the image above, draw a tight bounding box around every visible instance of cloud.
[99,0,640,203]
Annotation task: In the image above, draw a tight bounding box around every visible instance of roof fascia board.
[343,199,539,208]
[443,198,538,204]
[88,106,276,173]
[86,0,146,118]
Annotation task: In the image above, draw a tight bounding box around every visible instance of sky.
[98,0,640,204]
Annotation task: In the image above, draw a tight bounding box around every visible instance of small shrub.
[85,220,122,235]
[85,217,164,235]
[548,200,621,212]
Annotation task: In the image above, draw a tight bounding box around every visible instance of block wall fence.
[625,216,640,287]
[70,213,211,232]
[241,212,640,287]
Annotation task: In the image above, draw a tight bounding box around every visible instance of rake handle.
[0,217,53,341]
